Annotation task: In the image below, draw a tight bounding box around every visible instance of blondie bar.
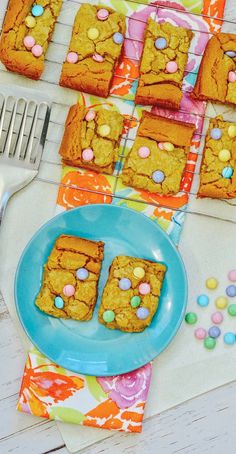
[122,111,195,195]
[0,0,62,80]
[135,19,193,109]
[192,33,236,106]
[198,116,236,199]
[98,255,166,333]
[60,4,126,97]
[35,235,104,321]
[59,104,124,174]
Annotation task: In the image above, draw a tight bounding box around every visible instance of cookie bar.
[122,111,195,195]
[198,116,236,199]
[59,104,124,174]
[135,19,193,109]
[98,255,166,333]
[192,33,236,106]
[60,4,126,97]
[35,235,104,321]
[0,0,62,80]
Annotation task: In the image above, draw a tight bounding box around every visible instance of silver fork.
[0,93,51,225]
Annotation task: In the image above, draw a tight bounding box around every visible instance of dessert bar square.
[135,19,193,109]
[60,3,126,98]
[59,104,124,174]
[35,235,104,321]
[98,255,166,333]
[192,33,236,106]
[198,116,236,199]
[122,111,195,195]
[0,0,62,80]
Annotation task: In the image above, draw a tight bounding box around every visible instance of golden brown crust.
[59,4,126,97]
[0,0,62,80]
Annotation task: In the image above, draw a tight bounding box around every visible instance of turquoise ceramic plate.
[15,205,187,376]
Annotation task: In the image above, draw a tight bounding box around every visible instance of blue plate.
[15,205,187,376]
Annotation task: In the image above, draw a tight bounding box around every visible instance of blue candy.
[222,166,233,179]
[226,285,236,297]
[76,268,89,280]
[225,51,236,58]
[54,296,64,309]
[197,294,209,307]
[152,170,165,183]
[113,32,124,45]
[136,307,150,320]
[155,37,167,50]
[32,4,44,17]
[208,326,221,338]
[224,332,236,345]
[119,278,131,291]
[210,128,222,140]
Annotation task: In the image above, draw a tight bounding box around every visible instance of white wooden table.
[1,1,236,453]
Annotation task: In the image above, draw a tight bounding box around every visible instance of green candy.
[185,312,197,325]
[131,296,141,308]
[103,310,115,323]
[204,336,216,350]
[228,304,236,316]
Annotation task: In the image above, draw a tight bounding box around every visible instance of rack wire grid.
[0,0,235,224]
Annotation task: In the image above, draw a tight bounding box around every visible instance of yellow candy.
[215,296,228,310]
[206,277,218,290]
[218,149,231,162]
[25,16,36,28]
[133,267,145,279]
[98,124,111,137]
[87,27,100,40]
[228,125,236,139]
[163,142,174,152]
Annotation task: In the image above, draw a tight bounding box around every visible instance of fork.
[0,94,51,225]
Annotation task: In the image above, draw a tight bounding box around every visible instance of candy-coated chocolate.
[136,307,150,320]
[155,37,168,50]
[139,283,151,295]
[194,327,207,340]
[133,267,145,279]
[131,296,141,308]
[163,142,174,152]
[24,36,36,49]
[119,278,131,291]
[32,44,43,57]
[228,304,236,316]
[226,285,236,297]
[166,61,178,73]
[228,71,236,83]
[222,166,233,179]
[218,149,231,162]
[204,336,216,350]
[211,311,223,324]
[206,277,218,290]
[185,312,197,324]
[63,284,75,297]
[113,32,124,44]
[82,148,94,162]
[97,8,109,21]
[93,53,104,62]
[32,5,44,17]
[76,268,89,280]
[98,124,111,137]
[54,296,64,309]
[87,27,100,40]
[25,16,36,28]
[224,332,235,345]
[158,142,164,150]
[138,146,150,158]
[228,269,236,282]
[152,170,165,184]
[197,294,209,307]
[210,128,222,140]
[208,326,221,338]
[103,310,115,323]
[225,50,236,58]
[228,125,236,139]
[215,296,228,310]
[85,110,96,122]
[67,52,78,64]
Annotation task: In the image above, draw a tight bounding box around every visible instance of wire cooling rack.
[0,0,236,224]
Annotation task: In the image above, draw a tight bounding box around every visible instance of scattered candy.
[131,296,141,308]
[63,284,75,297]
[158,142,164,150]
[23,36,36,49]
[185,312,198,325]
[226,285,236,297]
[93,53,104,62]
[208,326,221,338]
[87,27,100,40]
[210,128,222,140]
[228,304,236,316]
[225,50,236,58]
[155,37,167,50]
[113,32,124,45]
[139,283,151,295]
[32,4,44,17]
[85,110,96,122]
[119,278,131,291]
[136,307,150,320]
[25,16,36,28]
[197,294,209,307]
[98,124,111,137]
[211,311,223,324]
[76,268,89,280]
[222,166,233,179]
[163,142,174,152]
[218,149,231,162]
[133,267,145,279]
[194,327,207,340]
[224,332,235,345]
[204,336,216,349]
[31,44,43,57]
[66,52,78,64]
[152,170,165,184]
[103,310,115,323]
[82,148,94,162]
[54,296,64,309]
[166,61,178,73]
[138,146,150,158]
[228,269,236,282]
[206,277,218,290]
[228,125,236,139]
[215,296,228,310]
[228,71,236,83]
[97,8,109,21]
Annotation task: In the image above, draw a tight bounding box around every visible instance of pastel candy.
[98,124,111,137]
[166,61,178,73]
[155,37,167,50]
[24,36,35,49]
[54,296,64,309]
[228,269,236,282]
[222,166,233,178]
[63,284,75,297]
[208,326,221,338]
[163,142,174,151]
[210,128,222,140]
[204,336,216,350]
[136,307,149,320]
[215,296,228,310]
[218,149,231,162]
[67,52,78,63]
[32,5,44,17]
[228,304,236,316]
[25,16,36,28]
[228,71,236,82]
[76,268,89,280]
[82,148,94,162]
[119,278,131,291]
[85,110,96,122]
[152,170,165,184]
[185,312,197,324]
[224,332,235,345]
[206,277,218,289]
[194,328,207,340]
[131,296,141,308]
[113,32,124,44]
[228,125,236,138]
[93,53,104,62]
[225,51,236,58]
[158,142,164,150]
[87,27,99,40]
[103,310,115,323]
[211,311,223,324]
[139,283,150,295]
[133,267,145,279]
[138,146,150,158]
[197,294,209,307]
[97,9,109,21]
[32,44,43,57]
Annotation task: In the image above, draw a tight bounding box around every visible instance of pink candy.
[166,61,178,73]
[228,71,236,83]
[93,53,104,63]
[138,146,150,158]
[158,142,164,150]
[211,311,223,324]
[85,110,96,122]
[63,285,75,297]
[32,44,43,57]
[194,328,207,340]
[139,283,151,295]
[24,36,35,49]
[67,52,78,64]
[82,148,94,162]
[97,8,109,21]
[228,269,236,282]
